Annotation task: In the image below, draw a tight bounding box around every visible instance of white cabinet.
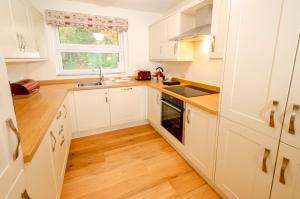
[147,87,161,127]
[215,118,278,199]
[220,0,290,139]
[110,86,146,126]
[0,56,24,199]
[25,132,57,199]
[149,13,194,61]
[271,143,300,199]
[0,0,47,59]
[74,89,110,132]
[185,105,217,180]
[210,0,229,59]
[5,171,27,199]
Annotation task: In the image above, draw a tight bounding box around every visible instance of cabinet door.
[221,0,290,139]
[279,0,300,150]
[185,105,217,180]
[0,0,18,58]
[28,6,47,58]
[10,0,35,54]
[271,143,300,199]
[25,132,57,199]
[149,21,165,60]
[0,56,24,199]
[110,86,146,126]
[147,87,161,127]
[74,89,110,132]
[215,117,278,199]
[5,170,28,199]
[210,0,229,59]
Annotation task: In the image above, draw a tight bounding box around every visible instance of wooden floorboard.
[61,124,220,199]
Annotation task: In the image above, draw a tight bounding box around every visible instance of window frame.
[54,27,127,76]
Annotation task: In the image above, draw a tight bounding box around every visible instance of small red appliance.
[10,79,40,96]
[135,70,151,80]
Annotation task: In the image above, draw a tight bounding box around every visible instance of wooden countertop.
[14,79,219,163]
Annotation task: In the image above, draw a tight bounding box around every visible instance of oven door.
[161,100,184,143]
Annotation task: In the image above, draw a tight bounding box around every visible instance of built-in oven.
[161,93,185,143]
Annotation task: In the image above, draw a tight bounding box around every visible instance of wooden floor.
[61,125,220,199]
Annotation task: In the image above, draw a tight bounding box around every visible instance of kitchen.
[0,0,299,199]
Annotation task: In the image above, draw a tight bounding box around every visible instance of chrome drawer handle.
[288,104,299,134]
[50,131,56,152]
[279,157,289,184]
[56,111,62,120]
[6,118,21,160]
[269,100,279,128]
[63,104,68,118]
[187,109,191,124]
[262,148,271,173]
[60,136,65,147]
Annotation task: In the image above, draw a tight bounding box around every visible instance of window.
[55,27,126,75]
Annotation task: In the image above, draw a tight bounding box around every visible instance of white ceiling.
[68,0,185,13]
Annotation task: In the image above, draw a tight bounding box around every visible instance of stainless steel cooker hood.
[170,4,212,42]
[169,24,211,42]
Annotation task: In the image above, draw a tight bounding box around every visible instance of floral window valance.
[45,10,128,32]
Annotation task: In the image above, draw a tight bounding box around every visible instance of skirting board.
[72,120,149,139]
[149,121,228,199]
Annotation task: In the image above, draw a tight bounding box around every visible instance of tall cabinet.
[216,0,300,198]
[0,55,28,198]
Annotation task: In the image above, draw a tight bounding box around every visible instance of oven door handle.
[161,100,183,112]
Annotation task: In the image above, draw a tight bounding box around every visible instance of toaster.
[135,70,151,80]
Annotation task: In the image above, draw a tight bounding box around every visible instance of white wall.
[6,0,160,81]
[159,39,223,87]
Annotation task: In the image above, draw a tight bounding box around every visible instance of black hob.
[164,85,218,98]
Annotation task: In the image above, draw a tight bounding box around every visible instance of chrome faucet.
[98,67,104,82]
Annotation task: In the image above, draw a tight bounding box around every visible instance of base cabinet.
[215,117,278,199]
[74,89,110,132]
[25,133,57,199]
[109,86,146,126]
[271,143,300,199]
[147,87,161,127]
[185,105,217,180]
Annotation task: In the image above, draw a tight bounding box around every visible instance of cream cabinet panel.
[185,105,217,180]
[210,0,229,59]
[110,86,146,126]
[28,6,47,58]
[0,0,18,58]
[5,171,27,199]
[74,89,110,132]
[215,118,278,199]
[0,56,24,199]
[25,132,57,199]
[147,87,161,127]
[278,0,300,150]
[271,143,300,199]
[149,22,164,60]
[220,0,290,139]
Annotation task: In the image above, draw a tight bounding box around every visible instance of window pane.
[61,52,120,70]
[58,27,119,45]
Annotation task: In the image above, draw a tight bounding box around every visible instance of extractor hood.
[169,24,211,42]
[170,4,212,42]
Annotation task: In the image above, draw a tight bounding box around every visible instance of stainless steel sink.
[77,81,115,87]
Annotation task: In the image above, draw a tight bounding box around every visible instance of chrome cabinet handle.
[211,35,216,53]
[122,87,133,91]
[187,109,191,124]
[16,33,22,50]
[56,111,62,120]
[22,34,26,51]
[269,100,279,128]
[50,131,56,152]
[262,148,271,173]
[279,157,289,184]
[58,125,64,135]
[105,96,108,103]
[60,135,65,147]
[174,43,178,55]
[288,104,299,134]
[156,94,159,105]
[21,189,31,199]
[63,104,67,118]
[6,118,21,161]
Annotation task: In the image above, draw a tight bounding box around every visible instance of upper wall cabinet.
[149,13,194,61]
[210,0,229,59]
[0,0,47,60]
